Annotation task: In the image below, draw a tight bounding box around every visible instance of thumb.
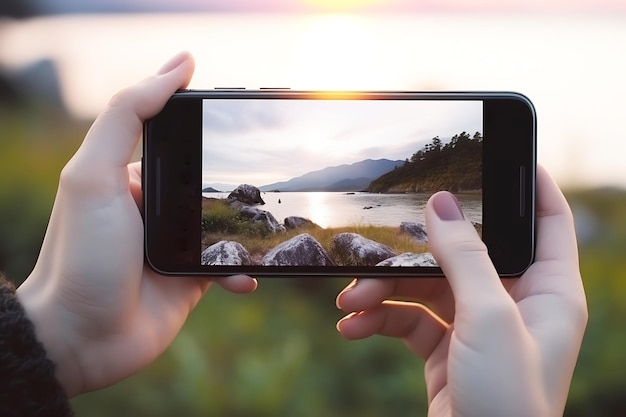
[77,51,195,169]
[426,192,549,417]
[425,192,516,323]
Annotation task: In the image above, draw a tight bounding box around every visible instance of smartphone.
[143,90,536,277]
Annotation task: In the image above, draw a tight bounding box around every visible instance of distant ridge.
[259,159,404,192]
[201,183,238,192]
[202,187,222,193]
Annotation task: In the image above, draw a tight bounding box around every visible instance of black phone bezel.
[143,90,536,277]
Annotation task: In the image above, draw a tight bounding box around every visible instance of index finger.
[336,278,454,322]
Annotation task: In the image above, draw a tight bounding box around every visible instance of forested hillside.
[367,131,482,193]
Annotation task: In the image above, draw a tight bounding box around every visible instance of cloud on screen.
[202,98,482,186]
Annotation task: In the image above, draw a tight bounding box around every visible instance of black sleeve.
[0,275,74,417]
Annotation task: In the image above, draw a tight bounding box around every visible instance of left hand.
[17,51,257,397]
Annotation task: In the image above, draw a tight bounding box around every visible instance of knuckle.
[568,291,589,329]
[482,298,517,320]
[433,234,488,260]
[448,237,489,254]
[107,86,135,110]
[59,158,89,191]
[471,298,522,334]
[59,156,111,197]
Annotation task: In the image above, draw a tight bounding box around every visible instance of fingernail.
[336,312,358,327]
[432,191,465,221]
[343,279,358,292]
[336,279,358,306]
[157,51,190,75]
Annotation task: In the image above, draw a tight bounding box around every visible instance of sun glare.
[287,15,390,89]
[300,0,385,12]
[305,192,331,229]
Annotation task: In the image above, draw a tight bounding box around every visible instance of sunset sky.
[27,0,626,14]
[1,4,625,188]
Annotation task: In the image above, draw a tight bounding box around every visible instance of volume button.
[519,165,526,217]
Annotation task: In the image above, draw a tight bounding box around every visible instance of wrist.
[0,274,74,415]
[16,274,84,398]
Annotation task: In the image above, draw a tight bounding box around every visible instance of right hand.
[336,165,588,417]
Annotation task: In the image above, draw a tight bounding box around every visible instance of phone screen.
[200,98,483,269]
[144,90,535,277]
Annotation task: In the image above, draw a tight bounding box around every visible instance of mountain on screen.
[259,159,404,192]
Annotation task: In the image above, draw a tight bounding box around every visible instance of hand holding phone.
[16,52,257,398]
[143,90,536,277]
[336,165,587,417]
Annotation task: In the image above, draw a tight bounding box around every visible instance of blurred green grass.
[564,190,626,417]
[71,279,429,417]
[2,102,626,416]
[0,105,88,282]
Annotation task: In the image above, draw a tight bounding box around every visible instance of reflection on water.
[202,191,481,228]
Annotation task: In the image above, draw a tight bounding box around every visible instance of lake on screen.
[202,192,481,229]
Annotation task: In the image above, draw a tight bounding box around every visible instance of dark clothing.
[0,275,73,417]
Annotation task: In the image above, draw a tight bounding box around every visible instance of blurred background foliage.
[2,81,626,417]
[3,1,626,416]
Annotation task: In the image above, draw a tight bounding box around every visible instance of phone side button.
[519,165,526,217]
[156,157,162,217]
